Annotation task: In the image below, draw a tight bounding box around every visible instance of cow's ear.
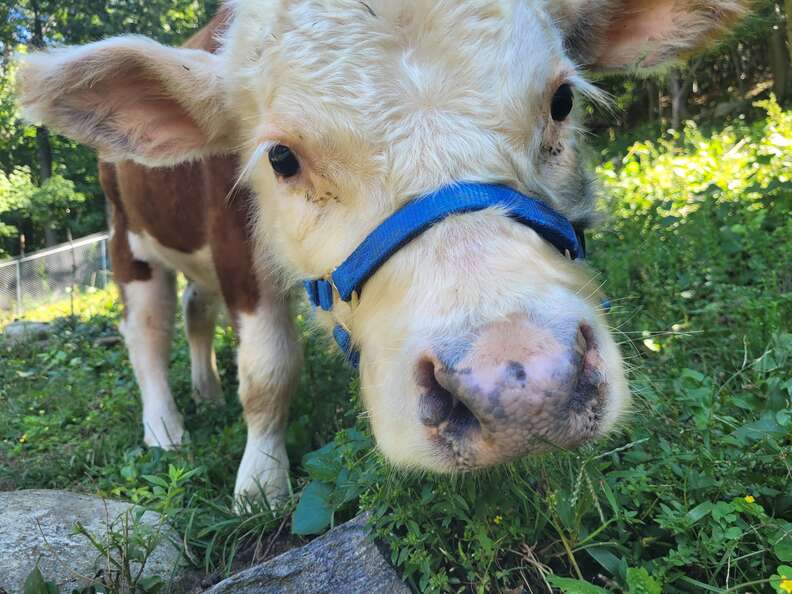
[551,0,749,73]
[17,36,235,166]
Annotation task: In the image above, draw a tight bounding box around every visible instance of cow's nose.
[416,315,605,461]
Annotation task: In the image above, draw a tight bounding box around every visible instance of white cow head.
[18,0,746,471]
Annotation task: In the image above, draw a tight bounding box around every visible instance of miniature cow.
[17,0,747,504]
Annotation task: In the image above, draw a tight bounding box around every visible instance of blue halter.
[303,182,587,368]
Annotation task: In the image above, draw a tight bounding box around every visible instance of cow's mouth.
[418,323,608,471]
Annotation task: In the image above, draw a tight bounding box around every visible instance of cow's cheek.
[358,342,431,467]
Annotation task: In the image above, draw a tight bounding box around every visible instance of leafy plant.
[23,564,59,594]
[291,428,374,535]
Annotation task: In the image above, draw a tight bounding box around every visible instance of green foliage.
[0,292,356,580]
[0,166,87,254]
[0,1,218,255]
[23,564,59,594]
[70,507,170,594]
[770,565,792,594]
[291,428,373,535]
[21,468,189,593]
[599,97,792,221]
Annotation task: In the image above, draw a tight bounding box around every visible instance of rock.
[0,490,187,594]
[2,320,53,345]
[93,334,123,348]
[203,514,410,594]
[712,99,747,119]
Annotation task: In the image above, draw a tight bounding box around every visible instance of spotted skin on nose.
[506,361,527,382]
[424,318,607,469]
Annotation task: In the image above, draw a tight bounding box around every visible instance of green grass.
[2,101,791,593]
[0,288,357,583]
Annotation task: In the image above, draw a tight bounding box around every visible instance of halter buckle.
[325,273,360,309]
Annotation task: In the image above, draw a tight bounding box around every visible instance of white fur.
[234,306,300,505]
[127,231,220,292]
[121,269,184,449]
[226,0,630,466]
[234,429,290,506]
[183,283,224,404]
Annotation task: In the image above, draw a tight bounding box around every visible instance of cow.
[17,0,747,505]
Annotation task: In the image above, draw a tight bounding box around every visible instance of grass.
[2,101,791,593]
[1,287,357,588]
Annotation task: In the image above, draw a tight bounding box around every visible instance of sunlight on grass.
[0,285,120,329]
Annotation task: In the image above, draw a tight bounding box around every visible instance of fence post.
[15,259,23,316]
[100,237,108,289]
[68,229,76,318]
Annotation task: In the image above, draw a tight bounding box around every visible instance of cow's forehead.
[224,0,571,193]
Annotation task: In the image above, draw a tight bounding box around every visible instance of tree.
[770,1,791,101]
[0,0,215,255]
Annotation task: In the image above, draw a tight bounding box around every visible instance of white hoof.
[191,372,224,405]
[143,408,185,449]
[234,433,290,511]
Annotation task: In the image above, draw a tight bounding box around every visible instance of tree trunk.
[646,79,657,126]
[36,127,58,246]
[36,127,52,181]
[770,25,790,100]
[787,0,792,65]
[668,70,687,130]
[731,48,746,97]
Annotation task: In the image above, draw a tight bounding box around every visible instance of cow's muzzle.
[416,314,606,468]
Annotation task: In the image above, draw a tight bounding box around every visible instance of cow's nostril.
[444,398,479,437]
[416,358,479,435]
[417,358,454,427]
[566,322,602,411]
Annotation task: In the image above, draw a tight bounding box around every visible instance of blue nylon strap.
[304,182,588,368]
[303,279,335,311]
[332,325,360,367]
[330,182,583,302]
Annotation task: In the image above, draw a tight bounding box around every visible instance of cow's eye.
[268,145,301,178]
[551,84,574,122]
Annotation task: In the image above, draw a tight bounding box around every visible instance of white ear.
[551,0,749,73]
[17,36,235,166]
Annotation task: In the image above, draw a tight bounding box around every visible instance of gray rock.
[93,334,123,348]
[712,99,747,119]
[2,320,52,345]
[203,514,410,594]
[0,489,187,593]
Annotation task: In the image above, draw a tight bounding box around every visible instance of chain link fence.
[0,232,111,316]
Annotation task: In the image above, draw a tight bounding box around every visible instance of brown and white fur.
[98,11,299,503]
[17,0,747,504]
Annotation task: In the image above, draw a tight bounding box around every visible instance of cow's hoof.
[143,410,185,450]
[234,434,290,513]
[191,371,224,406]
[233,471,290,514]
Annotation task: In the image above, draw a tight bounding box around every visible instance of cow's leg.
[205,156,300,505]
[233,295,300,505]
[120,265,184,449]
[102,161,184,450]
[182,282,224,405]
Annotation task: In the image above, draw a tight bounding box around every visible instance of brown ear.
[17,36,235,166]
[552,0,749,73]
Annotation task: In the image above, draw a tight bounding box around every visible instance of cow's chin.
[359,308,630,474]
